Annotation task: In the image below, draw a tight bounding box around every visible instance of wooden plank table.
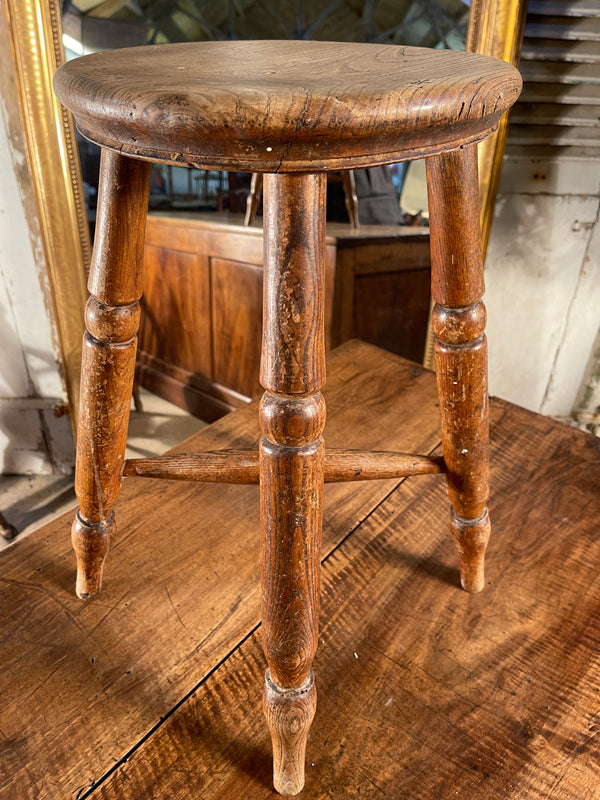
[1,340,599,799]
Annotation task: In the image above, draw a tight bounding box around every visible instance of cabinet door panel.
[211,257,263,398]
[353,269,431,364]
[140,245,212,379]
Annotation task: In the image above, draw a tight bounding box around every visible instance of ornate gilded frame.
[5,0,525,406]
[5,0,89,436]
[467,0,527,259]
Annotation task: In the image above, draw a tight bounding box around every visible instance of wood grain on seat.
[53,41,522,171]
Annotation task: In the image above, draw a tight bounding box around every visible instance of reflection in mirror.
[62,1,469,50]
[62,0,472,229]
[4,0,523,433]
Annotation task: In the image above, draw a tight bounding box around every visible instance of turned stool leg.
[426,144,490,593]
[72,150,151,599]
[260,173,326,795]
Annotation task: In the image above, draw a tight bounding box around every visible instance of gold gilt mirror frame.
[4,0,526,429]
[4,0,90,438]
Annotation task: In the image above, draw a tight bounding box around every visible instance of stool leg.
[244,172,263,226]
[72,150,151,599]
[260,172,326,795]
[426,144,490,593]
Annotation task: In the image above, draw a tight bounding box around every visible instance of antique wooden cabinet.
[137,212,430,420]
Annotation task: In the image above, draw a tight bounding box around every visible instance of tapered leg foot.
[70,151,151,599]
[427,145,491,593]
[450,508,490,593]
[264,671,317,796]
[71,511,114,599]
[260,172,326,794]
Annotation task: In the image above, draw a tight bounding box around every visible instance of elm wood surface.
[95,399,600,800]
[137,212,431,419]
[53,41,522,793]
[52,41,521,172]
[122,450,446,483]
[72,151,151,599]
[427,146,491,593]
[1,344,594,800]
[258,173,328,792]
[0,342,447,800]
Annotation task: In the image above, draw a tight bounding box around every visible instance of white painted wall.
[0,87,75,475]
[485,152,600,419]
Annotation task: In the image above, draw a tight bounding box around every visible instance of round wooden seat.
[54,40,521,172]
[54,39,522,796]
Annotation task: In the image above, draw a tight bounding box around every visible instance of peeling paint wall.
[0,68,75,475]
[485,154,600,420]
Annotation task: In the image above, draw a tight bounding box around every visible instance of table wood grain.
[2,341,598,798]
[0,341,442,799]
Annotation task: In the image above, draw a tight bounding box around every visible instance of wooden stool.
[54,41,521,795]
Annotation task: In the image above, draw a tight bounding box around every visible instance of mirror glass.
[62,0,471,229]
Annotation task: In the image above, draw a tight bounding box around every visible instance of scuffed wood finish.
[92,396,600,800]
[6,345,597,799]
[0,342,447,800]
[427,144,490,593]
[122,449,446,483]
[53,41,521,172]
[264,671,317,796]
[327,450,446,481]
[51,39,523,795]
[73,149,150,599]
[259,173,326,795]
[124,449,260,483]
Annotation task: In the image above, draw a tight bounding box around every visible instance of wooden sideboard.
[137,212,431,420]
